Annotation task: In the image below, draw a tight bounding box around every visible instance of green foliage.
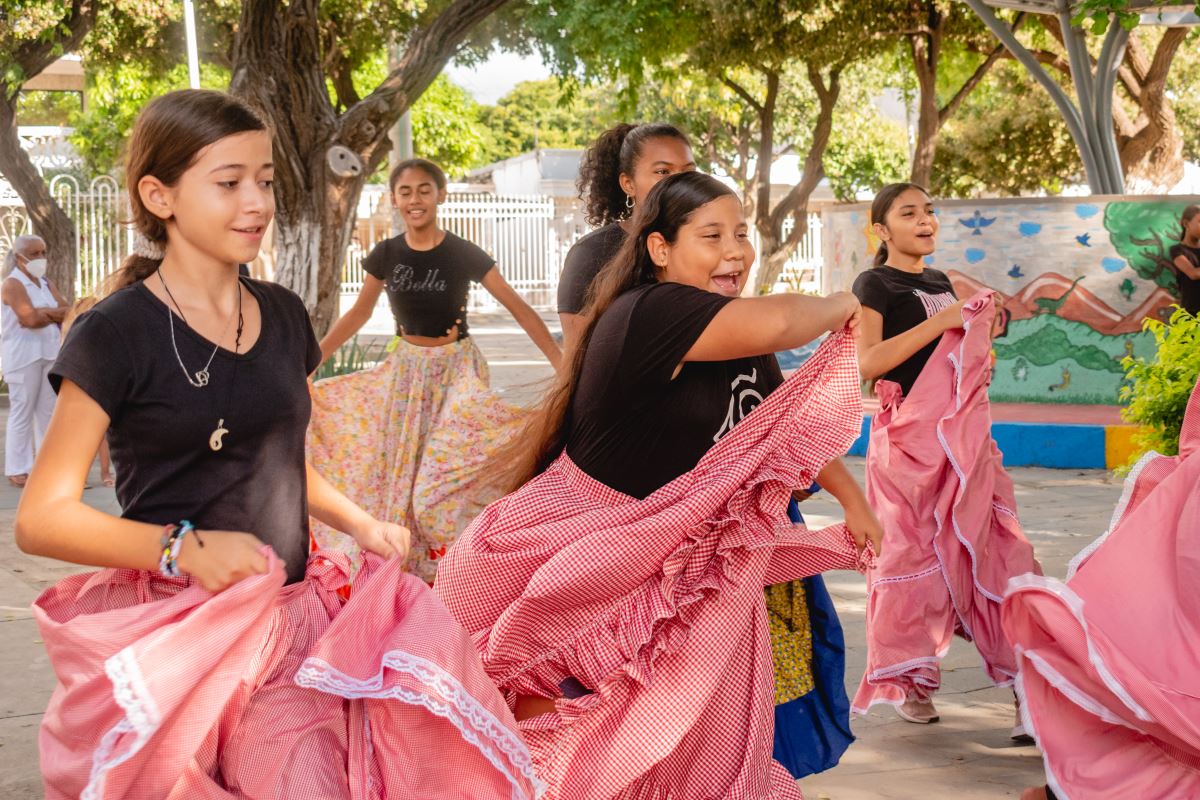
[67,61,230,178]
[15,90,81,125]
[824,86,910,201]
[409,74,489,178]
[313,337,393,382]
[1103,200,1193,295]
[1168,32,1200,164]
[479,78,616,164]
[932,62,1082,197]
[1072,0,1200,34]
[1120,307,1200,461]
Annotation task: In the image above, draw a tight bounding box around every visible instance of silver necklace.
[159,270,238,388]
[157,270,245,452]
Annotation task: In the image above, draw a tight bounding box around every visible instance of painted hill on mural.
[946,269,1174,335]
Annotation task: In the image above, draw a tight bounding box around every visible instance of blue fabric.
[772,495,854,778]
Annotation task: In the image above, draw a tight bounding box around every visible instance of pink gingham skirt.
[436,331,872,799]
[34,549,541,799]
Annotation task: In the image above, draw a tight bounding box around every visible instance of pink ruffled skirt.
[34,549,541,799]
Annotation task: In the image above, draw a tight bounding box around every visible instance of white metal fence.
[0,180,822,307]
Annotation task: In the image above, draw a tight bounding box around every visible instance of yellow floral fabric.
[766,579,816,705]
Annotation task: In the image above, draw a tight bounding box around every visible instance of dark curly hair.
[577,123,691,227]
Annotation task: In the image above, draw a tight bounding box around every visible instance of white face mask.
[22,257,47,280]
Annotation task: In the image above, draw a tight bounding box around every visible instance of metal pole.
[1093,22,1130,194]
[964,0,1107,194]
[183,0,200,89]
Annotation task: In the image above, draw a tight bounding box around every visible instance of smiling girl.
[308,157,562,582]
[436,172,880,799]
[851,183,1040,736]
[557,123,696,351]
[15,90,537,799]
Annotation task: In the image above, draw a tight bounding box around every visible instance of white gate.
[51,175,132,295]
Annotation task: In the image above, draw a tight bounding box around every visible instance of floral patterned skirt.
[307,337,525,583]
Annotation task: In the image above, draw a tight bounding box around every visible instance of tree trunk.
[910,5,1014,187]
[230,0,510,335]
[0,0,96,299]
[909,32,941,187]
[1116,27,1187,191]
[754,65,841,295]
[1040,18,1187,192]
[908,1,943,188]
[0,95,78,298]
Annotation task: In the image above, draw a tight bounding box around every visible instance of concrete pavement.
[0,313,1127,798]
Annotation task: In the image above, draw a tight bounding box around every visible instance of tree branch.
[940,12,1024,125]
[341,0,510,164]
[721,74,764,113]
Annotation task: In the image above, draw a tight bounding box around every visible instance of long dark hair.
[500,171,736,490]
[577,122,691,227]
[103,90,267,296]
[871,182,930,267]
[1181,204,1200,243]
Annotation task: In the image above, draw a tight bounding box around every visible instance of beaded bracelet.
[158,520,201,577]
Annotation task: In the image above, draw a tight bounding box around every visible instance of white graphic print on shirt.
[914,289,956,318]
[714,368,765,443]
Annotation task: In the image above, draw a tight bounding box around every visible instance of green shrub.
[312,337,393,382]
[1119,307,1200,463]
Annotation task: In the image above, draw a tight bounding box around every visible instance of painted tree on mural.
[1104,200,1194,295]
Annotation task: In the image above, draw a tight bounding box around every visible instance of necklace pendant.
[209,419,229,452]
[194,369,210,387]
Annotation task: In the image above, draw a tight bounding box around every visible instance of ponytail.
[873,242,889,267]
[100,253,163,298]
[577,122,690,227]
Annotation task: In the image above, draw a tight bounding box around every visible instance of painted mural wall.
[822,195,1200,405]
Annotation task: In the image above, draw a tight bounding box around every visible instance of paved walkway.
[0,313,1127,798]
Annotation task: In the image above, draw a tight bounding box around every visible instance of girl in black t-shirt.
[851,183,1039,739]
[558,123,696,351]
[1169,204,1200,315]
[14,90,536,798]
[436,172,882,798]
[309,158,561,582]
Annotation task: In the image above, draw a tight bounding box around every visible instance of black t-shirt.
[566,282,782,499]
[853,266,957,396]
[50,278,322,584]
[1169,243,1200,315]
[557,223,626,315]
[362,231,496,338]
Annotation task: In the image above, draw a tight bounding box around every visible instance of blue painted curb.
[847,417,1109,469]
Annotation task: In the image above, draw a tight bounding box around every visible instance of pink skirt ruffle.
[1002,378,1200,799]
[34,549,541,799]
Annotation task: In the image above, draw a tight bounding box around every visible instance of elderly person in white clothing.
[2,235,68,487]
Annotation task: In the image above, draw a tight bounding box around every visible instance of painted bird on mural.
[1008,264,1025,279]
[1076,233,1092,247]
[959,209,997,235]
